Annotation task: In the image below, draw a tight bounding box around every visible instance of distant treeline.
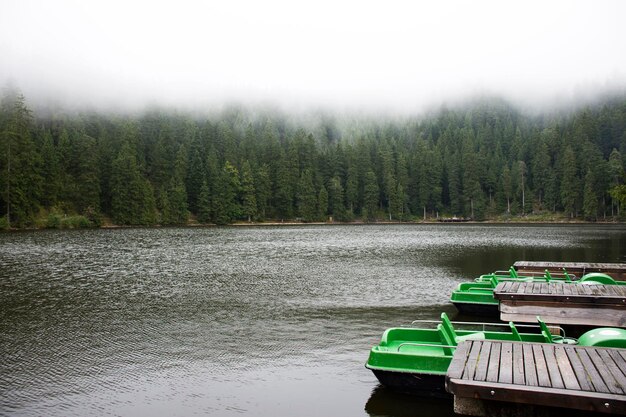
[1,87,626,228]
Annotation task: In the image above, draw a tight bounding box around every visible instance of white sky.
[1,0,625,112]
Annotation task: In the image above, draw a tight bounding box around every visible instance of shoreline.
[4,218,625,231]
[84,218,626,229]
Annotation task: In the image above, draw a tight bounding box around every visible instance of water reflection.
[365,386,456,417]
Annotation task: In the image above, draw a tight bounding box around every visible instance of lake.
[1,224,625,416]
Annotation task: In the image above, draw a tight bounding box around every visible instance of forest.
[1,86,626,228]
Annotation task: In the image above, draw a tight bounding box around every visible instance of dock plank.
[523,343,538,386]
[532,344,551,387]
[486,342,501,383]
[473,341,492,382]
[513,343,525,385]
[554,345,580,390]
[499,342,513,384]
[540,344,564,389]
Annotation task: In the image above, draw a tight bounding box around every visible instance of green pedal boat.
[473,266,575,283]
[450,271,624,316]
[365,313,626,397]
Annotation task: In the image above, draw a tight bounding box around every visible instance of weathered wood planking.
[514,261,626,281]
[446,340,626,414]
[494,282,626,326]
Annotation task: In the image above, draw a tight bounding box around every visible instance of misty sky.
[1,0,625,112]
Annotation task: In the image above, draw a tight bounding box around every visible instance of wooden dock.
[514,261,626,281]
[494,281,626,327]
[446,340,626,415]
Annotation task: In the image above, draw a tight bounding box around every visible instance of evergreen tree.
[363,170,379,221]
[297,169,317,222]
[583,169,598,220]
[157,186,172,225]
[560,146,579,218]
[197,180,212,223]
[531,140,551,209]
[608,148,624,216]
[213,161,240,225]
[240,160,257,222]
[328,176,346,221]
[447,158,462,215]
[74,134,101,214]
[345,158,359,216]
[0,88,41,227]
[317,185,328,221]
[186,148,204,214]
[168,179,189,224]
[502,165,512,214]
[274,150,294,219]
[110,142,156,225]
[39,128,60,207]
[255,163,271,220]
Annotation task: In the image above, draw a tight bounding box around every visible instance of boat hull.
[369,368,449,398]
[452,301,499,316]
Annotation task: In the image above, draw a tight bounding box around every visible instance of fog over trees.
[1,86,625,228]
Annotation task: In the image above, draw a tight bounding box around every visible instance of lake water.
[1,224,625,417]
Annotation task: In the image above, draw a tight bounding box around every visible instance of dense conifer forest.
[1,86,626,228]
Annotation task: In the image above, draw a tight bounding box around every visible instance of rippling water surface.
[1,224,625,416]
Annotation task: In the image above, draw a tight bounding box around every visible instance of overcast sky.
[1,0,625,113]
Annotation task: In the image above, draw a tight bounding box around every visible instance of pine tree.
[561,146,579,218]
[531,140,551,209]
[502,165,512,214]
[197,180,212,224]
[110,142,156,225]
[379,145,397,220]
[317,185,328,221]
[297,169,317,222]
[186,148,204,214]
[274,149,295,220]
[0,88,42,227]
[168,179,189,224]
[213,161,240,225]
[583,169,598,221]
[74,134,101,215]
[255,163,271,220]
[157,186,172,225]
[608,148,624,216]
[447,158,462,216]
[328,176,346,221]
[240,160,257,222]
[39,128,60,207]
[345,158,359,216]
[363,170,379,221]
